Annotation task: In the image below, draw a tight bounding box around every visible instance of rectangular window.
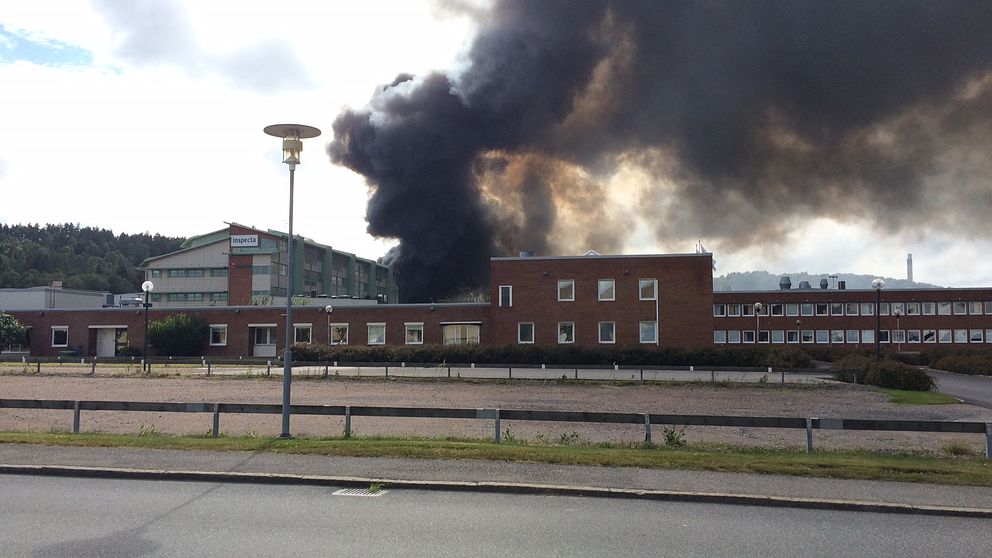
[210,268,229,277]
[598,322,616,344]
[892,330,905,344]
[728,330,741,344]
[938,302,951,315]
[891,302,905,316]
[742,304,754,317]
[713,304,726,317]
[209,325,228,346]
[954,329,968,343]
[598,279,615,301]
[331,324,349,345]
[923,302,936,315]
[879,302,890,316]
[985,302,992,315]
[518,323,534,344]
[714,330,727,344]
[367,323,386,345]
[831,330,844,344]
[443,324,481,345]
[405,323,424,345]
[907,330,921,344]
[727,304,741,317]
[905,302,920,316]
[801,303,813,316]
[845,303,859,316]
[815,303,829,316]
[938,329,952,343]
[815,330,829,344]
[253,265,271,275]
[969,302,983,315]
[786,330,799,344]
[922,329,936,344]
[639,279,657,301]
[558,280,575,301]
[639,321,657,344]
[51,326,68,347]
[846,330,860,344]
[953,302,968,315]
[987,330,992,343]
[771,304,784,316]
[210,292,228,302]
[150,269,161,278]
[860,303,875,316]
[786,303,799,317]
[294,324,312,344]
[830,303,844,316]
[557,322,575,343]
[758,330,769,343]
[743,330,755,344]
[861,330,875,344]
[498,285,512,308]
[878,330,889,343]
[801,330,814,343]
[771,330,784,344]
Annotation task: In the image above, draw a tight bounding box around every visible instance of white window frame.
[598,321,616,344]
[801,330,814,343]
[846,330,860,344]
[861,330,875,344]
[922,329,936,344]
[517,322,534,344]
[367,323,386,345]
[557,321,575,344]
[639,279,657,301]
[907,330,921,344]
[51,326,68,348]
[330,323,349,345]
[713,304,726,317]
[557,280,575,302]
[815,330,829,344]
[923,302,936,315]
[786,330,799,344]
[294,323,312,344]
[728,330,741,344]
[786,303,799,317]
[801,303,814,316]
[404,322,424,345]
[969,302,983,315]
[639,321,657,344]
[860,302,875,316]
[743,330,756,344]
[209,324,228,346]
[597,279,615,301]
[498,285,512,308]
[771,330,785,344]
[728,304,741,317]
[714,330,727,344]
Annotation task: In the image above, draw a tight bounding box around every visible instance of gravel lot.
[1,372,990,453]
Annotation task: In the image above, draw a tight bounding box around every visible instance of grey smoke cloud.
[330,0,992,302]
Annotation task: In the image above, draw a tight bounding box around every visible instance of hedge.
[862,360,935,391]
[931,354,992,376]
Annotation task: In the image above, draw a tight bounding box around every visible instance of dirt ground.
[1,372,990,454]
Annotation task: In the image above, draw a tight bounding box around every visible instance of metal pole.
[280,164,296,438]
[875,288,881,361]
[212,403,220,438]
[143,290,150,372]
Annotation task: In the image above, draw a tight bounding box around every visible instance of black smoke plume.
[330,0,992,302]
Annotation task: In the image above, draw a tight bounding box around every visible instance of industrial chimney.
[907,253,913,283]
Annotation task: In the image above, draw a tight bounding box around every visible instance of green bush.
[932,354,992,376]
[0,312,27,350]
[863,360,935,391]
[147,314,208,357]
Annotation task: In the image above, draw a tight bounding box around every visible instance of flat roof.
[491,252,708,262]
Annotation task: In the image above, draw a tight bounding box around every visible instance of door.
[253,326,277,357]
[96,329,116,357]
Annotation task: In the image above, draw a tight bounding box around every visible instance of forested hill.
[714,270,941,291]
[0,224,184,294]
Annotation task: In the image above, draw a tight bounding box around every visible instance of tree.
[0,313,27,350]
[147,314,209,357]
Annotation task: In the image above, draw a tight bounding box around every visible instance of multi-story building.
[10,251,992,358]
[139,223,399,307]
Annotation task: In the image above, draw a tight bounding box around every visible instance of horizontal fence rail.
[1,398,990,457]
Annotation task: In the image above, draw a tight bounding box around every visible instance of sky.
[1,1,991,288]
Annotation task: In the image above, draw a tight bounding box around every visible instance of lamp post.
[264,123,322,439]
[754,302,763,344]
[141,280,154,372]
[872,278,885,361]
[893,308,903,352]
[796,319,802,344]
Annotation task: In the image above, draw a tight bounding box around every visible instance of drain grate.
[333,487,388,497]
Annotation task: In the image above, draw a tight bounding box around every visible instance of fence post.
[385,364,388,377]
[212,403,220,437]
[644,413,652,444]
[72,401,80,434]
[690,365,694,373]
[37,360,40,373]
[344,406,351,438]
[495,408,501,443]
[640,369,643,381]
[207,362,212,376]
[711,369,715,382]
[508,367,512,379]
[447,365,451,379]
[806,418,814,453]
[90,360,96,375]
[574,367,578,380]
[266,361,271,376]
[986,423,992,459]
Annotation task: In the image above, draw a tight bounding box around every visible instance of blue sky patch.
[0,25,93,66]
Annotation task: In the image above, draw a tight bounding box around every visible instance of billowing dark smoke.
[330,0,992,302]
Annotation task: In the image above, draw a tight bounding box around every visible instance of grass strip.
[1,432,990,487]
[880,389,961,405]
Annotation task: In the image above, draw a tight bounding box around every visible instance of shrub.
[147,314,209,356]
[932,354,992,376]
[0,312,27,350]
[863,360,935,391]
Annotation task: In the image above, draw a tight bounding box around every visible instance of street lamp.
[872,278,885,361]
[754,302,763,344]
[264,123,322,439]
[893,307,903,352]
[141,280,154,372]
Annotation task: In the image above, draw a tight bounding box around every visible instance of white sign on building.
[231,235,259,248]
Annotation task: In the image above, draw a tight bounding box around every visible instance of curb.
[3,463,990,518]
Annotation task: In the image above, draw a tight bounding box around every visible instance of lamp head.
[264,124,322,167]
[141,281,154,293]
[753,302,763,312]
[871,278,885,290]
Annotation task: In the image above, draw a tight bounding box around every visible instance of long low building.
[8,251,992,358]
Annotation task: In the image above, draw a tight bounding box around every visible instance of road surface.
[929,368,992,409]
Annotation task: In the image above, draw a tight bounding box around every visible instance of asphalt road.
[2,474,989,557]
[928,368,992,409]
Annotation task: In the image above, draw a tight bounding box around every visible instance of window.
[405,323,424,344]
[879,302,890,316]
[209,325,228,346]
[938,329,952,343]
[498,285,512,308]
[210,292,228,302]
[938,302,951,315]
[598,279,615,301]
[952,302,967,315]
[923,302,936,315]
[714,330,727,344]
[742,304,754,317]
[330,324,349,345]
[861,330,874,344]
[639,321,657,344]
[253,265,271,275]
[845,303,859,316]
[558,280,574,301]
[150,269,161,278]
[905,302,920,316]
[879,330,890,343]
[51,326,68,347]
[831,330,844,344]
[815,303,829,316]
[860,303,875,316]
[801,330,814,343]
[598,322,616,344]
[846,330,860,344]
[771,330,784,344]
[801,303,813,316]
[294,324,312,344]
[954,329,968,343]
[815,330,829,344]
[639,279,656,301]
[443,324,480,345]
[907,330,921,343]
[985,302,992,315]
[891,330,904,343]
[367,323,385,345]
[728,330,741,344]
[757,330,769,343]
[713,304,726,317]
[786,330,799,344]
[210,268,229,277]
[970,302,983,315]
[518,323,534,344]
[987,330,992,344]
[743,330,755,343]
[786,303,799,316]
[830,303,844,316]
[922,329,936,344]
[891,302,905,316]
[771,304,784,316]
[558,322,575,344]
[728,304,741,317]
